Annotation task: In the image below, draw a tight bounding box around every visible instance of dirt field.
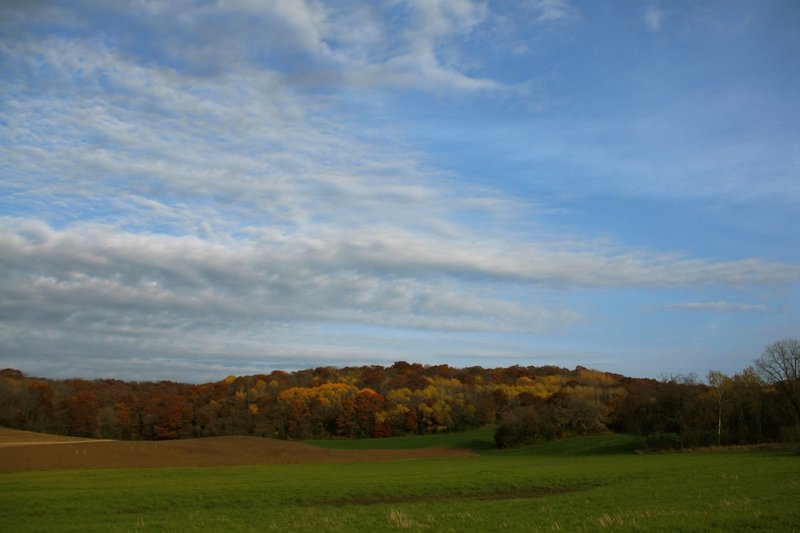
[0,428,475,472]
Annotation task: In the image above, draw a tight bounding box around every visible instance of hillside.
[1,360,795,449]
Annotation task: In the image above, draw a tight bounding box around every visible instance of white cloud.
[269,0,329,53]
[644,6,666,32]
[1,219,794,333]
[345,0,513,93]
[663,301,771,313]
[527,0,576,23]
[0,220,583,332]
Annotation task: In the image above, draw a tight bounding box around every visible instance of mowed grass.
[1,432,798,532]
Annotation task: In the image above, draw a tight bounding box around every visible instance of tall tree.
[754,340,800,422]
[707,370,729,446]
[728,367,764,444]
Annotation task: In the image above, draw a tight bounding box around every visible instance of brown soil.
[0,428,475,472]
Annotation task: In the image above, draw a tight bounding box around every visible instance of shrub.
[644,433,683,451]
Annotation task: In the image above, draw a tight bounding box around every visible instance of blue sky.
[1,0,798,383]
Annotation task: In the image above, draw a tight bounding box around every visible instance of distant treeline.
[1,340,798,448]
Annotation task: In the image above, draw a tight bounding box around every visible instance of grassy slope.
[307,429,645,455]
[1,432,798,532]
[305,427,498,452]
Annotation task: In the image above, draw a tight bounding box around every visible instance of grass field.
[1,430,798,532]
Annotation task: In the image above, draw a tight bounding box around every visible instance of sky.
[1,0,798,383]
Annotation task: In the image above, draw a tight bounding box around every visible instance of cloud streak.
[663,301,771,313]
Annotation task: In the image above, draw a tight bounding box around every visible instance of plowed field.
[0,428,475,472]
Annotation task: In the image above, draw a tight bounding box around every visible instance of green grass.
[496,433,646,456]
[305,427,497,452]
[2,433,798,532]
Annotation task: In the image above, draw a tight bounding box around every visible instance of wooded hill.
[2,341,798,449]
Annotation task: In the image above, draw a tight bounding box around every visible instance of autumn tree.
[0,372,28,429]
[494,405,540,448]
[358,366,387,394]
[151,395,195,439]
[354,388,385,437]
[727,367,764,444]
[61,391,100,437]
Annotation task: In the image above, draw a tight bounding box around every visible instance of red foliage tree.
[61,391,99,437]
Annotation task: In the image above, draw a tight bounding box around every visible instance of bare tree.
[754,339,800,421]
[707,370,729,446]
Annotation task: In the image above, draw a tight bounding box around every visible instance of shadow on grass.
[451,439,497,453]
[495,434,646,457]
[315,486,584,507]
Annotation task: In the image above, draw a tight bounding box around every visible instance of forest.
[1,340,798,450]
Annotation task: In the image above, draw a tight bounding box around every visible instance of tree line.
[1,340,797,449]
